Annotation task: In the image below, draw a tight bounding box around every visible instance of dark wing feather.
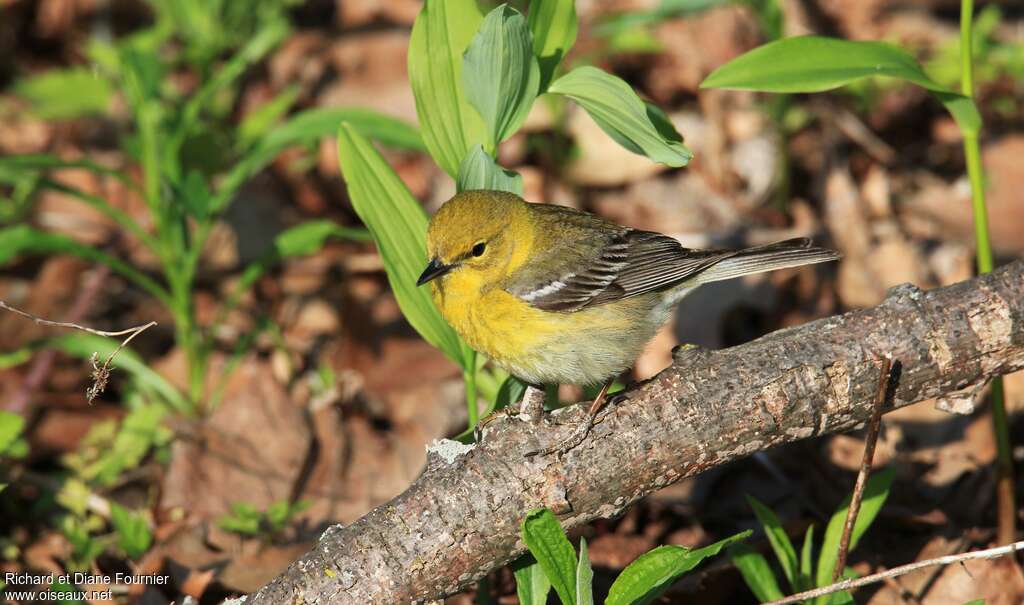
[519,230,734,312]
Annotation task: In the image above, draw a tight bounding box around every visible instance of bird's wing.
[508,228,733,313]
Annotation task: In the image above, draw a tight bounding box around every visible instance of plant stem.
[464,351,479,429]
[960,0,1015,545]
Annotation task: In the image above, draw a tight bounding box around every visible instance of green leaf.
[494,375,528,412]
[110,503,152,559]
[606,531,750,605]
[800,524,815,591]
[456,145,524,195]
[463,4,541,147]
[577,537,594,605]
[0,347,32,370]
[700,35,981,135]
[337,123,467,366]
[549,66,692,167]
[746,495,798,590]
[513,555,552,605]
[728,543,785,602]
[0,225,170,306]
[0,154,140,188]
[219,502,263,535]
[409,0,487,177]
[816,467,895,591]
[216,107,423,212]
[238,85,301,148]
[262,108,425,154]
[14,67,112,120]
[521,508,578,605]
[528,0,578,92]
[82,403,166,485]
[0,411,25,456]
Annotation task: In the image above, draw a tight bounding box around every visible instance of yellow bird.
[417,190,839,453]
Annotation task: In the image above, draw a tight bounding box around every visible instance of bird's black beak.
[417,258,453,286]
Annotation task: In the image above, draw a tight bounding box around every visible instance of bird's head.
[418,190,529,289]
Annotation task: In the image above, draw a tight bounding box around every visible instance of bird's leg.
[531,379,613,457]
[474,384,544,442]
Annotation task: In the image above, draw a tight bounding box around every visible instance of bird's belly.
[444,289,666,386]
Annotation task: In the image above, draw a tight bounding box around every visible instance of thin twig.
[7,265,111,414]
[764,541,1024,605]
[0,299,156,403]
[833,356,893,580]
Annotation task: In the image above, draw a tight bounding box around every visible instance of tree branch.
[247,261,1024,605]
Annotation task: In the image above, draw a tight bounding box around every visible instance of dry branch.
[248,261,1024,605]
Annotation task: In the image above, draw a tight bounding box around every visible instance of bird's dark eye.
[471,242,487,257]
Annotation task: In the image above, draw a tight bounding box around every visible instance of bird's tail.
[696,238,840,284]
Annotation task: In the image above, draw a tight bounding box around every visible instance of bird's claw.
[525,412,596,458]
[474,406,519,443]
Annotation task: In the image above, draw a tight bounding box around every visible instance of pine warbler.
[417,190,839,453]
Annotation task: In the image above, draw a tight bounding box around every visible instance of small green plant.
[514,507,749,604]
[218,499,311,539]
[0,411,27,493]
[729,468,894,603]
[0,6,418,414]
[338,0,692,434]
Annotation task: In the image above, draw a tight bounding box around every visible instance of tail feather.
[696,238,840,284]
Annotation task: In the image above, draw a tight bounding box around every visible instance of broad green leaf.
[49,334,188,413]
[549,66,692,167]
[0,411,25,456]
[521,508,578,605]
[110,503,152,559]
[409,0,487,177]
[456,145,524,195]
[577,537,594,605]
[261,108,425,154]
[463,4,541,147]
[606,531,751,605]
[215,107,423,212]
[816,467,895,592]
[337,123,467,366]
[728,543,785,602]
[528,0,578,92]
[962,600,985,605]
[747,495,798,590]
[512,555,552,605]
[700,35,981,135]
[800,524,815,591]
[0,225,170,305]
[14,67,112,119]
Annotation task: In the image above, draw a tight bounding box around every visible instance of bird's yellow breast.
[431,272,663,386]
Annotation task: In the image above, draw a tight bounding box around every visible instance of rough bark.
[247,261,1024,605]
